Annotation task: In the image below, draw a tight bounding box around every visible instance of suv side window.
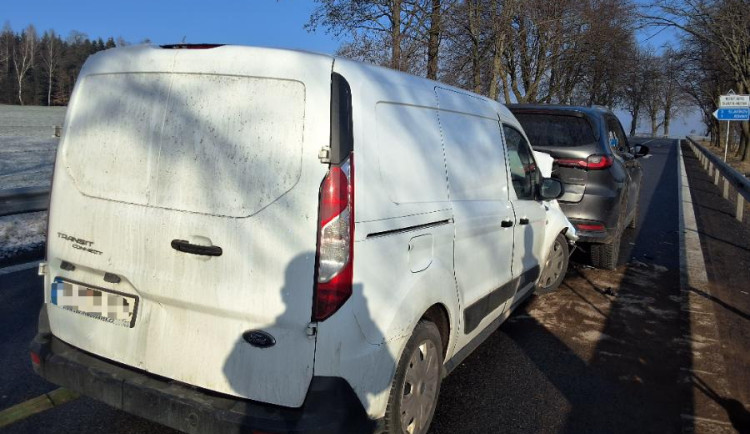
[606,116,629,155]
[503,125,538,200]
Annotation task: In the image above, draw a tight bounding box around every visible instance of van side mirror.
[539,178,564,200]
[634,145,649,158]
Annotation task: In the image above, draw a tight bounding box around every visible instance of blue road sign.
[713,107,750,121]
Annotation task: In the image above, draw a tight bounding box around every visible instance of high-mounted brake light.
[160,44,224,49]
[313,157,354,321]
[556,155,613,170]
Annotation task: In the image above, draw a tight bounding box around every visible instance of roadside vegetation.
[307,0,750,158]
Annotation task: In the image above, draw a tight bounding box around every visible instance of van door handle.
[519,218,530,225]
[171,239,223,257]
[501,219,514,228]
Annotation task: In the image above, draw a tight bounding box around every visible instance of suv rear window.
[514,113,597,148]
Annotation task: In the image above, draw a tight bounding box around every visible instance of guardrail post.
[723,178,730,199]
[714,168,720,185]
[738,194,745,222]
[53,125,61,138]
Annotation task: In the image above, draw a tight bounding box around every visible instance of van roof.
[84,44,517,123]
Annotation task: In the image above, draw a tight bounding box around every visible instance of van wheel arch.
[420,304,451,362]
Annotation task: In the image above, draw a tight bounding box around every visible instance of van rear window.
[63,73,305,217]
[514,113,596,148]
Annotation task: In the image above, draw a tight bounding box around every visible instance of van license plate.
[51,278,138,328]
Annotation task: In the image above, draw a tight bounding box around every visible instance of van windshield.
[63,73,305,217]
[514,113,597,148]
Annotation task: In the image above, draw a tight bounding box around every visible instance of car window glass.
[607,116,629,155]
[514,113,597,148]
[503,125,537,200]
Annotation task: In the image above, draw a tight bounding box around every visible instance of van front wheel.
[384,320,443,434]
[537,233,569,294]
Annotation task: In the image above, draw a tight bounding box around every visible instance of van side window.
[503,125,538,200]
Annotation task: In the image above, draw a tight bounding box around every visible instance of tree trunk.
[391,0,402,71]
[663,117,670,137]
[47,69,53,106]
[17,75,24,105]
[650,113,658,136]
[426,0,440,80]
[468,0,481,94]
[741,122,750,161]
[629,106,639,136]
[488,0,505,101]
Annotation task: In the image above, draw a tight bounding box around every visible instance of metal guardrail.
[686,136,750,222]
[0,187,50,217]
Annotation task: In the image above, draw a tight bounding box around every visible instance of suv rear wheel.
[590,234,621,270]
[384,320,443,434]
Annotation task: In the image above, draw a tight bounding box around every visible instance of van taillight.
[313,156,354,321]
[556,155,613,170]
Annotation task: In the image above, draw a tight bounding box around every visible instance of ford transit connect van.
[31,45,575,433]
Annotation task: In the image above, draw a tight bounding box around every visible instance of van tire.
[384,320,443,434]
[536,233,569,294]
[590,234,620,270]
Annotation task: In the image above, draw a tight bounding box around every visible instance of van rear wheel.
[384,320,443,434]
[537,233,569,294]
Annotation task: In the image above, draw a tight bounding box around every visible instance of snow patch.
[0,211,47,262]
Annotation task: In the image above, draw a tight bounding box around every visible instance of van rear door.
[45,47,332,407]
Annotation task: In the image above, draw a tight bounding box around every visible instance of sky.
[4,0,702,136]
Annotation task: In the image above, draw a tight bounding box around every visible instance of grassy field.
[0,106,65,190]
[0,105,67,138]
[0,106,64,265]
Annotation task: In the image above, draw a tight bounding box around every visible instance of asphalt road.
[0,138,743,433]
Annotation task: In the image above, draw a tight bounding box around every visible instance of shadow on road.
[431,139,692,433]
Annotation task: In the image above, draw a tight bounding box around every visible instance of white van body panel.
[312,60,461,418]
[45,46,332,407]
[44,45,576,423]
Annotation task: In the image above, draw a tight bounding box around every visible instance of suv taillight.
[556,155,613,170]
[313,156,354,321]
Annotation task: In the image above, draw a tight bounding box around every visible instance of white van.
[31,45,575,433]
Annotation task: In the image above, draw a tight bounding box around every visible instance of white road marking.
[0,261,40,276]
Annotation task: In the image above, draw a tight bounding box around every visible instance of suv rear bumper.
[30,308,373,434]
[561,195,621,244]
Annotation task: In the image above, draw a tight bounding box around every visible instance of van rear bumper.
[30,311,373,434]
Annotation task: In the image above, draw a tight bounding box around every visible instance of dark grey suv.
[509,105,648,269]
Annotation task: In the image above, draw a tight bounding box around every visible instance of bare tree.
[40,30,61,106]
[659,46,690,136]
[488,0,514,101]
[307,0,427,71]
[12,24,38,105]
[621,47,656,135]
[643,65,665,136]
[644,0,750,158]
[425,0,442,79]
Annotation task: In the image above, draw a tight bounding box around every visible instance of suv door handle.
[171,239,223,257]
[501,219,514,228]
[519,218,530,225]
